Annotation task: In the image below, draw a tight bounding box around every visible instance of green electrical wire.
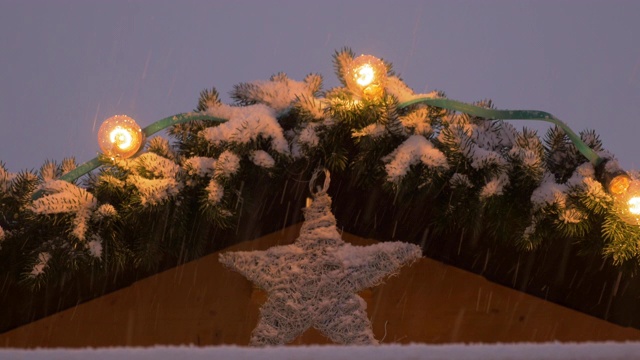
[58,113,227,183]
[38,97,601,198]
[32,113,227,199]
[398,97,603,166]
[58,157,104,183]
[142,113,227,138]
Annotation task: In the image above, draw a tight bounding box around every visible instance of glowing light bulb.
[628,196,640,215]
[98,115,143,159]
[596,159,640,225]
[355,64,375,87]
[608,174,630,195]
[346,54,387,99]
[611,177,640,226]
[109,126,134,150]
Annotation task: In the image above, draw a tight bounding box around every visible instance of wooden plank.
[2,224,639,347]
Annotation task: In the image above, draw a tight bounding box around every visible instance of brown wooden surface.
[2,224,640,347]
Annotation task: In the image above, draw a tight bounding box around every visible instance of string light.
[30,113,227,194]
[629,196,640,214]
[355,64,375,87]
[41,52,638,227]
[346,55,387,99]
[397,97,639,225]
[97,115,143,159]
[606,173,630,197]
[613,179,640,226]
[597,160,640,225]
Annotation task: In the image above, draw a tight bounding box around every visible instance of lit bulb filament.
[355,64,375,87]
[628,196,640,215]
[109,126,134,150]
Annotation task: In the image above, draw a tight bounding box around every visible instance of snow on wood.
[2,342,640,360]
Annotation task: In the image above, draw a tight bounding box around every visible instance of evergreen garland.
[0,47,637,291]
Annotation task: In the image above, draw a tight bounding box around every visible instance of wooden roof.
[2,224,639,347]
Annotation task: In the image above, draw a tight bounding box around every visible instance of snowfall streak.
[1,224,639,347]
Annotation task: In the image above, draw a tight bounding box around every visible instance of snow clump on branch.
[202,104,290,154]
[31,180,97,241]
[383,135,449,183]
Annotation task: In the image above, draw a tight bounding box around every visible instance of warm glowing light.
[610,176,640,225]
[596,160,640,225]
[628,196,640,215]
[109,126,134,150]
[355,64,375,87]
[98,115,143,159]
[608,174,630,195]
[346,54,387,99]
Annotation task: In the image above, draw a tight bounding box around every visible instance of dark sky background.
[1,0,639,172]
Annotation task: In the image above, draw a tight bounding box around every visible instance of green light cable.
[31,113,227,199]
[57,113,227,183]
[141,113,227,139]
[398,97,603,166]
[41,97,601,198]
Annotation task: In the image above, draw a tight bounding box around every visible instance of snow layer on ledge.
[2,342,640,360]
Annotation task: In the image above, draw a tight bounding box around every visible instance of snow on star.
[219,175,422,346]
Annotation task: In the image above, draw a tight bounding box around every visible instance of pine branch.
[2,48,638,292]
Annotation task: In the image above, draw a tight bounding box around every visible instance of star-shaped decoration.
[219,170,422,346]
